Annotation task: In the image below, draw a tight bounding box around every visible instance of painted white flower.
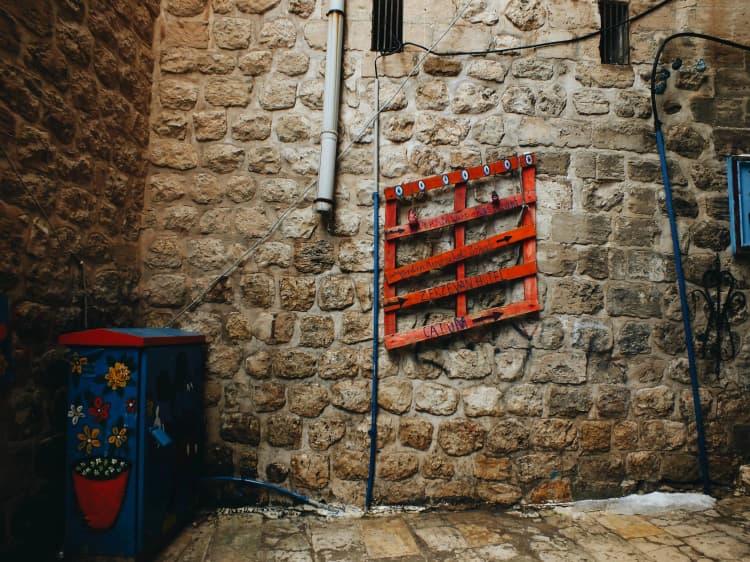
[67,403,85,425]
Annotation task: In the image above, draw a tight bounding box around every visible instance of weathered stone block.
[416,79,449,111]
[194,110,227,141]
[205,77,251,106]
[214,18,253,49]
[606,283,662,318]
[452,82,499,114]
[462,385,503,417]
[198,52,236,74]
[415,382,459,415]
[229,117,269,147]
[299,315,334,348]
[272,349,317,379]
[225,312,252,340]
[501,86,536,115]
[597,384,630,418]
[331,379,370,413]
[201,143,245,173]
[612,420,638,450]
[461,61,505,85]
[421,55,461,76]
[505,0,545,30]
[580,421,612,452]
[415,114,470,145]
[616,321,652,355]
[625,451,661,481]
[259,18,296,48]
[547,386,593,418]
[266,413,302,448]
[150,140,198,170]
[239,50,272,75]
[378,452,419,480]
[578,454,624,481]
[550,213,611,245]
[530,352,587,384]
[530,419,577,450]
[279,276,316,311]
[144,274,186,307]
[309,418,346,451]
[290,453,329,489]
[333,450,368,480]
[575,62,634,88]
[160,79,198,110]
[438,419,485,456]
[593,122,655,153]
[319,348,358,380]
[398,417,433,450]
[666,124,707,159]
[447,348,492,379]
[572,319,613,352]
[251,381,285,412]
[548,278,604,314]
[239,272,274,307]
[572,90,609,115]
[220,412,260,444]
[504,384,543,417]
[641,420,686,451]
[246,144,281,174]
[485,419,529,454]
[378,379,412,414]
[474,454,512,481]
[340,312,370,343]
[633,386,675,418]
[235,207,272,238]
[259,78,297,110]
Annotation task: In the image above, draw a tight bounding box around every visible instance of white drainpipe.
[316,0,346,215]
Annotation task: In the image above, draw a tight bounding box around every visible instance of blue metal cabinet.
[60,328,205,559]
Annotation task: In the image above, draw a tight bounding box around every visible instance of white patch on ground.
[557,492,716,516]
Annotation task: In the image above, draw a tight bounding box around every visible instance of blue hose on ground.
[648,32,750,494]
[202,476,332,511]
[365,190,380,511]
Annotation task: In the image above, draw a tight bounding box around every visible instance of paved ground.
[155,496,750,561]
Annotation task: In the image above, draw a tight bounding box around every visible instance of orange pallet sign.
[382,154,539,350]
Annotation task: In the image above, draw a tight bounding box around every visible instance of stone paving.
[155,496,750,561]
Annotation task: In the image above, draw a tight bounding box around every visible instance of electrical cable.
[650,32,750,495]
[398,0,673,58]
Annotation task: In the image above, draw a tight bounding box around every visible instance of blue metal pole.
[654,127,710,494]
[365,191,380,510]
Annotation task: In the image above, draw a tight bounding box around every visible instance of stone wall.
[0,0,158,556]
[141,0,750,508]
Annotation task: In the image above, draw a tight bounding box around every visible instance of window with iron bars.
[371,0,403,53]
[599,0,630,65]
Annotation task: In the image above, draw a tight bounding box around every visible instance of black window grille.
[599,0,629,65]
[371,0,403,53]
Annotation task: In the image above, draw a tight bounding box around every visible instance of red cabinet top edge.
[58,328,206,348]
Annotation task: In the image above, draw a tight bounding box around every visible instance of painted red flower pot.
[72,458,130,530]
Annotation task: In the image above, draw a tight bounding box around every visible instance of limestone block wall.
[0,0,158,556]
[141,0,750,507]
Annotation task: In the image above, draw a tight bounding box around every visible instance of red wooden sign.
[383,154,539,349]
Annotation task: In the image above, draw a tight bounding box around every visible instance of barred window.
[371,0,403,53]
[599,0,630,65]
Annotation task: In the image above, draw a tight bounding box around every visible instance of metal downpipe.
[316,0,346,215]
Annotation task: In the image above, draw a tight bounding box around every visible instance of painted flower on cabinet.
[105,362,131,391]
[125,398,136,414]
[108,426,128,448]
[68,404,86,425]
[77,425,101,454]
[87,396,111,423]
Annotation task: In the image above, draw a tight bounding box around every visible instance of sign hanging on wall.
[382,154,540,350]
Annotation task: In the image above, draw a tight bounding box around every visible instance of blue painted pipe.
[654,128,710,493]
[649,32,750,495]
[365,191,380,510]
[202,476,330,510]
